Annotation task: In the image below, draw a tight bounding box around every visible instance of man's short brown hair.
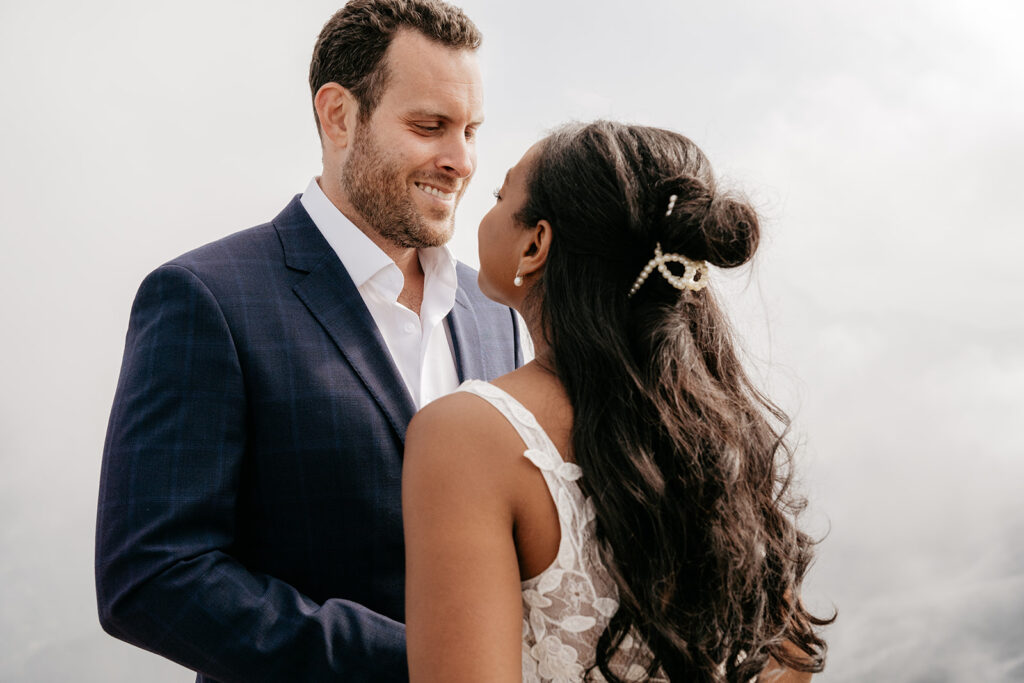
[309,0,482,133]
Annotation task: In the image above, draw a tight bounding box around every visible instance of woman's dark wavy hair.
[514,121,833,681]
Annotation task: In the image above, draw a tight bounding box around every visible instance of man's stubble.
[342,121,459,250]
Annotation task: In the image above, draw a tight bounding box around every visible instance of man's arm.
[96,264,407,682]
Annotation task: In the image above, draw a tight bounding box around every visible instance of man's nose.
[436,133,474,178]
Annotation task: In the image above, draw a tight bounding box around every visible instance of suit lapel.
[274,197,417,442]
[448,281,484,383]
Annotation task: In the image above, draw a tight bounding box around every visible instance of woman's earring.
[513,271,523,287]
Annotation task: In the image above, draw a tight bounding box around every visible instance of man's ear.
[518,219,552,280]
[314,83,359,150]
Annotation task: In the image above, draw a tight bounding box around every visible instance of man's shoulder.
[453,260,479,291]
[453,261,500,311]
[167,221,279,272]
[452,261,521,362]
[156,196,316,281]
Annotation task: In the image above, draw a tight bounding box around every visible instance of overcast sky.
[2,1,1022,680]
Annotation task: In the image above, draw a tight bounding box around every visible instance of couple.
[95,1,829,681]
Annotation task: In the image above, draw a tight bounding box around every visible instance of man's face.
[342,30,483,249]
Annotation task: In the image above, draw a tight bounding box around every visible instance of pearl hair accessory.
[665,194,678,217]
[513,271,524,287]
[627,242,709,297]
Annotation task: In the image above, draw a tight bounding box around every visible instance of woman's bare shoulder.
[408,389,509,444]
[404,389,526,486]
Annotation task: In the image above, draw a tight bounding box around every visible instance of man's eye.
[465,128,477,140]
[416,124,441,133]
[492,189,501,201]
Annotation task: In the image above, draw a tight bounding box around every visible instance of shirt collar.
[300,177,459,304]
[300,176,393,288]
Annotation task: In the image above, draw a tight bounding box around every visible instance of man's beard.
[342,122,458,249]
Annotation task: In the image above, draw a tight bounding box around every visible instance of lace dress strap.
[455,380,582,480]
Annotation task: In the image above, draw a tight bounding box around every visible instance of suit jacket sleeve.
[95,263,408,682]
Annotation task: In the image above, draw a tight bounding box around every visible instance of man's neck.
[393,248,426,316]
[317,174,427,314]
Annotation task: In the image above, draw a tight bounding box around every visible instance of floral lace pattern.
[457,381,664,682]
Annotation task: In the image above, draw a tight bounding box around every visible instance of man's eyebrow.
[406,110,449,120]
[405,110,485,126]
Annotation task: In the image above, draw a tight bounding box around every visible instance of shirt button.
[404,323,416,334]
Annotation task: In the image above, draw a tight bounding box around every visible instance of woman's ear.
[517,219,552,280]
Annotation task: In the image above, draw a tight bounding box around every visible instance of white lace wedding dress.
[456,381,666,683]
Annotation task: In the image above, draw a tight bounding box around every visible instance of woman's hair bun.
[656,176,760,269]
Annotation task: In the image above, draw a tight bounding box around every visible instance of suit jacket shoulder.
[450,261,524,378]
[159,196,324,291]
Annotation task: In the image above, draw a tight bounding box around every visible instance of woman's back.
[404,362,601,682]
[456,378,663,682]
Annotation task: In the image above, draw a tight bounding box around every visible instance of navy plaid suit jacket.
[95,196,522,682]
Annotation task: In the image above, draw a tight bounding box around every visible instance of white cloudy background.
[2,0,1022,680]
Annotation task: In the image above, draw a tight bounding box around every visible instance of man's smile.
[414,181,457,201]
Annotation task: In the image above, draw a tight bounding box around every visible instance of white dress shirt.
[300,177,461,408]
